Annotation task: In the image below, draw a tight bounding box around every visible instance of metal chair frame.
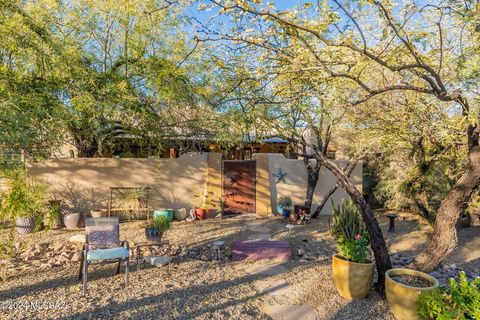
[78,217,129,296]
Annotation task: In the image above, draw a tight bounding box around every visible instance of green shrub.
[329,199,370,263]
[145,215,171,233]
[417,272,480,320]
[0,171,48,222]
[277,196,293,208]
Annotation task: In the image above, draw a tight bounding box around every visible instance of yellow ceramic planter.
[332,255,374,299]
[386,268,439,320]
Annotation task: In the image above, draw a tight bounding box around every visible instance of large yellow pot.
[332,255,374,299]
[386,268,439,320]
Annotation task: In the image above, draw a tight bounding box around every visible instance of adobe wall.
[28,154,212,218]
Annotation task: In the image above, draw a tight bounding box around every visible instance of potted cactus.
[329,199,374,299]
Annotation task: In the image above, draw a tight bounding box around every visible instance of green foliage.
[277,196,293,208]
[417,272,480,320]
[145,215,171,233]
[118,188,148,220]
[0,228,15,260]
[466,194,480,216]
[194,191,221,210]
[336,233,369,264]
[329,199,370,263]
[0,171,48,221]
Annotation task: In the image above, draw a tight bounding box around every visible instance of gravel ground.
[0,212,478,320]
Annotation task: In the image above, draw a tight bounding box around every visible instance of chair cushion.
[87,247,129,261]
[87,224,119,249]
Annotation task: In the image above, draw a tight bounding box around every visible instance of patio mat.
[232,240,292,262]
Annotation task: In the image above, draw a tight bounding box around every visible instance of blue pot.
[153,209,174,222]
[145,227,163,243]
[277,205,283,215]
[282,208,290,218]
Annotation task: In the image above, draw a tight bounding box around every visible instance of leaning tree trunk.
[311,183,337,218]
[311,162,357,218]
[412,145,480,272]
[319,154,392,292]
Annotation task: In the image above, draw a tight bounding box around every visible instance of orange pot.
[194,208,207,220]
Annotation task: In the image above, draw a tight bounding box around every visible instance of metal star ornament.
[272,168,287,184]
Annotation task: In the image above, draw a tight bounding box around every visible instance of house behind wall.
[28,153,362,219]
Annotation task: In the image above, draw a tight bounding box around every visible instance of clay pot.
[174,208,187,221]
[194,208,207,220]
[386,268,439,320]
[63,212,80,229]
[15,217,37,234]
[90,209,107,218]
[332,255,374,299]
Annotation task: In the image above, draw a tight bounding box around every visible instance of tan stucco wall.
[28,153,362,218]
[267,154,362,215]
[253,154,272,216]
[28,154,210,217]
[206,153,223,209]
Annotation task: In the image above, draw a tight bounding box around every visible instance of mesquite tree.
[199,0,480,275]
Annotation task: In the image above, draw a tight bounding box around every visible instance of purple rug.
[232,240,292,262]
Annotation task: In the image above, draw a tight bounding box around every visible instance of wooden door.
[223,161,256,214]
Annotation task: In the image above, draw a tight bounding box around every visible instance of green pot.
[153,209,174,222]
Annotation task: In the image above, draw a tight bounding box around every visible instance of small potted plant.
[193,191,220,219]
[386,268,439,320]
[329,199,374,299]
[277,196,292,218]
[144,215,171,243]
[46,199,62,229]
[0,173,48,234]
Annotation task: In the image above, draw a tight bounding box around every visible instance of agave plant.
[329,199,370,263]
[329,199,366,241]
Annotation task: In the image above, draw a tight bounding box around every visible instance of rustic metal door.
[223,161,256,214]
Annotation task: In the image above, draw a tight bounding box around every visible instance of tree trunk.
[412,193,432,220]
[412,145,480,272]
[311,162,356,218]
[304,157,320,209]
[311,183,337,218]
[319,155,392,292]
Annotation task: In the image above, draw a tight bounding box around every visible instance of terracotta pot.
[386,268,439,320]
[90,209,107,218]
[16,217,36,234]
[63,212,80,229]
[332,255,374,299]
[194,208,207,220]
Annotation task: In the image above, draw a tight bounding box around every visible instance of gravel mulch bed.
[0,212,478,319]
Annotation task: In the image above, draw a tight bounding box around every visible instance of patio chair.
[78,216,129,295]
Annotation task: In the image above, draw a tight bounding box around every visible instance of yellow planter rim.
[333,254,374,266]
[386,268,439,290]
